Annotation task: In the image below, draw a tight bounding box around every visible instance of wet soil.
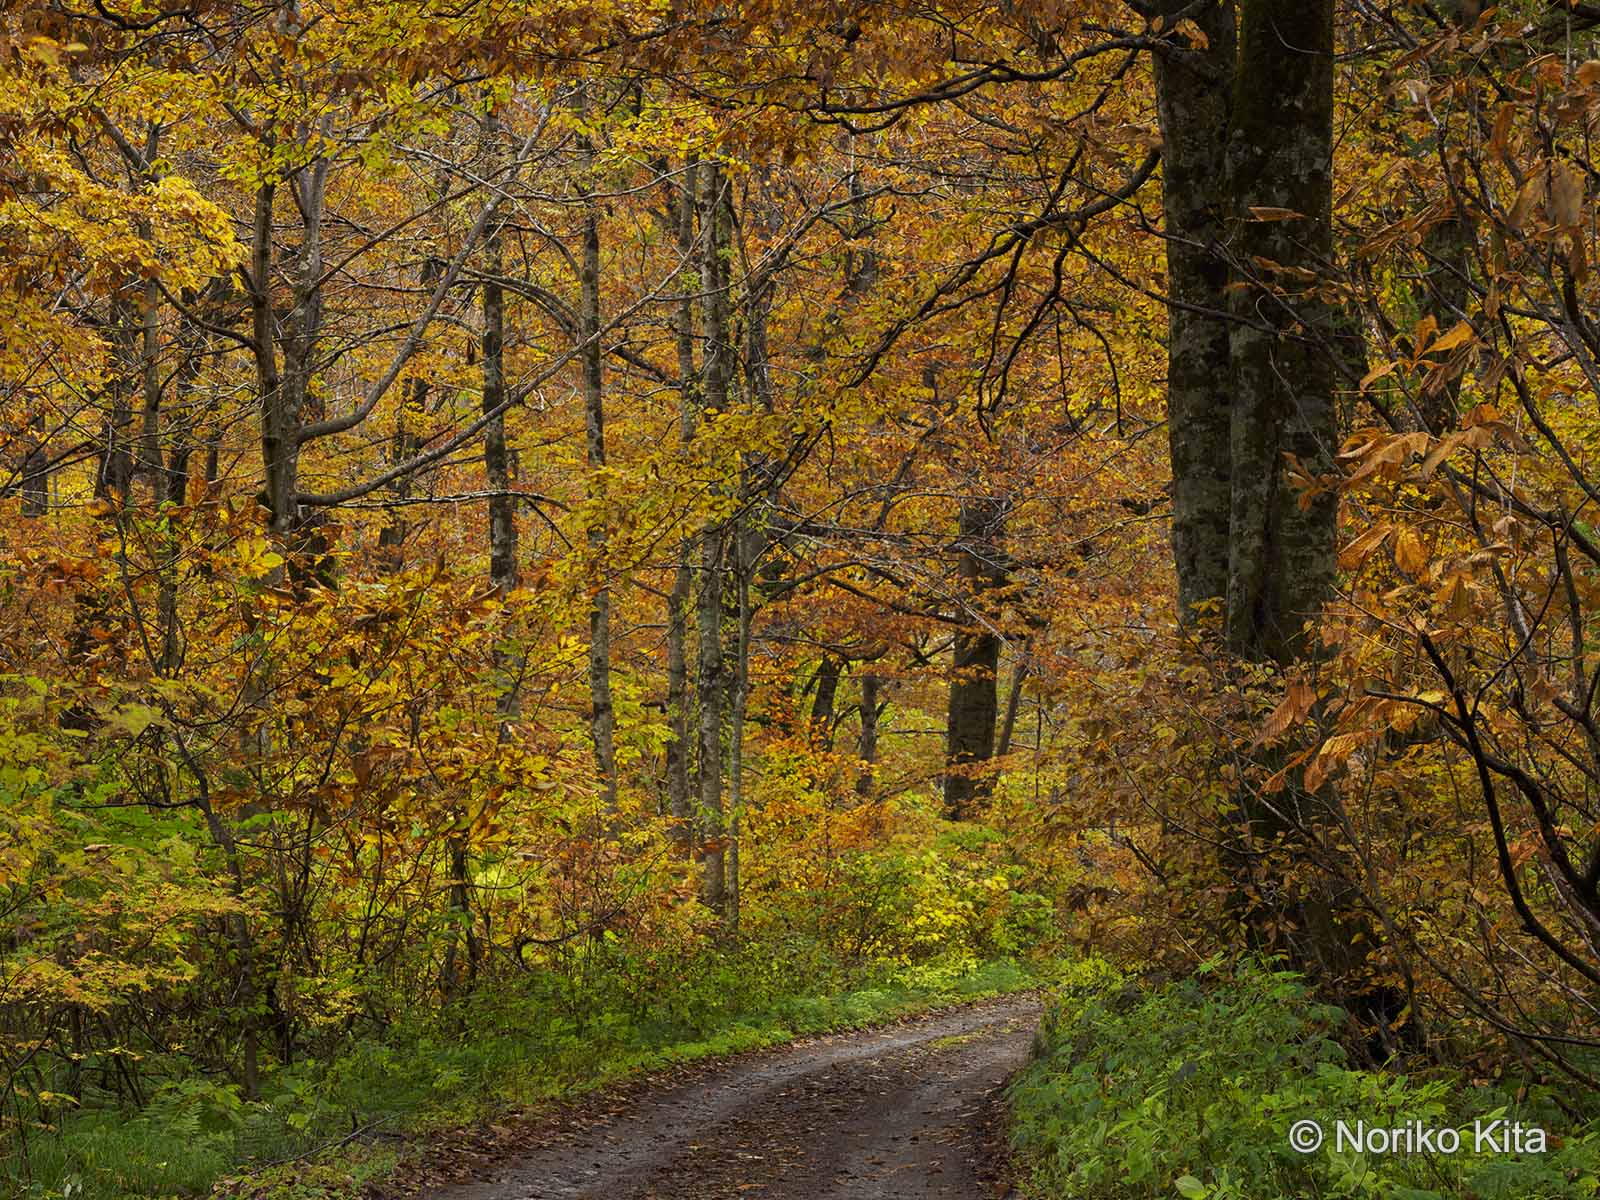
[400,993,1041,1200]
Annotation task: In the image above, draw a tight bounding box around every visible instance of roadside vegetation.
[1013,960,1600,1200]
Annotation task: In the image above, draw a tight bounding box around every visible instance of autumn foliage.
[5,0,1600,1194]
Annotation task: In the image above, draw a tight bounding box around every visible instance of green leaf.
[1176,1174,1209,1199]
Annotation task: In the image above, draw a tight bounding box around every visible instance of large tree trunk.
[1224,0,1340,664]
[943,496,1007,820]
[1223,0,1371,992]
[1153,0,1237,619]
[809,656,842,746]
[856,672,883,800]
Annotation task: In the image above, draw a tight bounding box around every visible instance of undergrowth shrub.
[1010,958,1600,1200]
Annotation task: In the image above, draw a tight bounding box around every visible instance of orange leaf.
[1423,319,1476,357]
[1258,680,1317,746]
[1394,527,1429,575]
[1339,522,1392,570]
[1551,162,1584,230]
[1359,361,1399,391]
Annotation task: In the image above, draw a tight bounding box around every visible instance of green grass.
[1009,958,1600,1200]
[4,954,1039,1200]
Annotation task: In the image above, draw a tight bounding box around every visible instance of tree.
[943,495,1009,820]
[1223,0,1342,666]
[1150,0,1237,620]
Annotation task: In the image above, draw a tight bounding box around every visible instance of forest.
[4,0,1600,1197]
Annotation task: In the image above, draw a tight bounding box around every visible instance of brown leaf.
[1394,527,1429,575]
[1360,361,1399,391]
[1258,680,1317,746]
[1247,206,1307,222]
[1488,105,1515,161]
[1550,162,1584,230]
[1423,319,1476,357]
[1174,17,1209,47]
[1409,314,1439,359]
[1507,169,1546,232]
[1340,522,1393,570]
[1439,572,1474,621]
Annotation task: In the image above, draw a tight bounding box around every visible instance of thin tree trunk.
[482,129,517,599]
[995,649,1030,760]
[377,377,426,572]
[98,293,138,506]
[580,123,618,811]
[204,432,220,491]
[445,108,524,998]
[137,277,164,503]
[697,523,727,910]
[20,410,48,516]
[665,158,699,848]
[157,325,205,673]
[697,160,732,912]
[1411,0,1478,437]
[249,181,294,535]
[726,524,752,935]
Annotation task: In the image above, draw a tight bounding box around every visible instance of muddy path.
[403,993,1041,1200]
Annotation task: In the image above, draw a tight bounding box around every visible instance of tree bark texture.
[943,496,1007,820]
[665,158,699,848]
[1154,0,1238,619]
[697,160,732,912]
[1224,0,1340,666]
[580,127,619,811]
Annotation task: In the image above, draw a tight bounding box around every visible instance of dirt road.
[410,994,1041,1200]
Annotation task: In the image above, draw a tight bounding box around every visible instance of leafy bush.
[1010,959,1600,1199]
